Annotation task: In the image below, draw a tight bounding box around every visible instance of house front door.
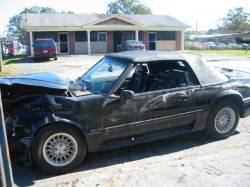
[149,32,156,50]
[59,33,69,54]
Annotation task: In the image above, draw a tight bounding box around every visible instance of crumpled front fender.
[15,95,85,138]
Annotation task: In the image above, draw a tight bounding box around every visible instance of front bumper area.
[34,53,57,59]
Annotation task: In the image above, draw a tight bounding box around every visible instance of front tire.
[206,100,239,139]
[32,125,86,174]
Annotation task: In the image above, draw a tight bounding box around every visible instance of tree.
[107,0,152,14]
[218,7,250,32]
[7,6,74,45]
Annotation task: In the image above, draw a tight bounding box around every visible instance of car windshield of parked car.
[126,40,143,45]
[78,57,129,94]
[35,40,55,49]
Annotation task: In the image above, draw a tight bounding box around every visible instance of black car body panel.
[1,51,250,162]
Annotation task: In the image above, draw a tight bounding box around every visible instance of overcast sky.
[0,0,249,36]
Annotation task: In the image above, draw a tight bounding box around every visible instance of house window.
[139,31,144,41]
[90,32,98,41]
[91,32,107,42]
[157,31,176,40]
[75,31,87,42]
[98,32,107,41]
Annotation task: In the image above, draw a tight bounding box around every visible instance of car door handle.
[178,93,190,101]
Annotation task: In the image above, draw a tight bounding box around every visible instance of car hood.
[0,72,69,90]
[216,67,250,78]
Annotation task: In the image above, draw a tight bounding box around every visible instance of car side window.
[116,60,199,94]
[146,60,199,92]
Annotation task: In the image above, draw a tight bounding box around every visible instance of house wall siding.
[91,41,107,53]
[75,42,88,54]
[156,40,176,51]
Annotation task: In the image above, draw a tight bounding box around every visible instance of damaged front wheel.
[32,124,86,174]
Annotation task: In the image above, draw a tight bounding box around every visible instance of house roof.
[21,13,189,30]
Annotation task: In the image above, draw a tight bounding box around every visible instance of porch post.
[135,30,139,41]
[29,31,34,57]
[87,30,91,54]
[181,30,184,51]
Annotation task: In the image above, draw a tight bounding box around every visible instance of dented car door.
[131,86,196,135]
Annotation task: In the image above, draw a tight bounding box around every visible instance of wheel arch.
[211,90,244,116]
[32,120,89,151]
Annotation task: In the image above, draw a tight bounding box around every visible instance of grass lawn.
[188,50,250,56]
[0,66,20,77]
[0,55,27,76]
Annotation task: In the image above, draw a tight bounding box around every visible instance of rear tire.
[54,57,57,60]
[206,100,239,139]
[32,124,86,174]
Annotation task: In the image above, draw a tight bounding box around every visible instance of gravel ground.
[13,119,250,187]
[8,53,250,187]
[4,53,250,79]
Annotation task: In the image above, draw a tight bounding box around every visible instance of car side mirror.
[120,90,135,100]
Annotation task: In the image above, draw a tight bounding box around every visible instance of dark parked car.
[116,40,145,52]
[1,51,250,174]
[33,38,57,60]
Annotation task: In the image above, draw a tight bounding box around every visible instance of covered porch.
[26,15,185,56]
[28,29,184,56]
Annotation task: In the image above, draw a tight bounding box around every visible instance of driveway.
[5,55,102,79]
[8,53,250,187]
[13,119,250,187]
[4,53,250,79]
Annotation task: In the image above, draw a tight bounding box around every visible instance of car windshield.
[77,57,129,94]
[35,40,55,49]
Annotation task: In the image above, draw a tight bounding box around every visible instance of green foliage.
[219,7,250,32]
[107,0,152,14]
[189,50,250,56]
[7,6,74,45]
[0,66,20,77]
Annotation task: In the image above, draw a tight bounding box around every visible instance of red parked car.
[33,38,57,60]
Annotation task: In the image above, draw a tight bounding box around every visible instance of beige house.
[21,13,189,56]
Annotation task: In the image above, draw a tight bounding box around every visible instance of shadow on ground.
[4,57,54,65]
[13,130,239,187]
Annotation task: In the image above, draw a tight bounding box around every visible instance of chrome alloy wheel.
[214,107,236,134]
[42,133,78,167]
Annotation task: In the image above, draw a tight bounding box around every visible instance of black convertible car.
[1,51,250,174]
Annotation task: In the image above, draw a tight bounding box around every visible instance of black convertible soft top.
[106,50,228,86]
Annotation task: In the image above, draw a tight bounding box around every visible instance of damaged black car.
[1,51,250,174]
